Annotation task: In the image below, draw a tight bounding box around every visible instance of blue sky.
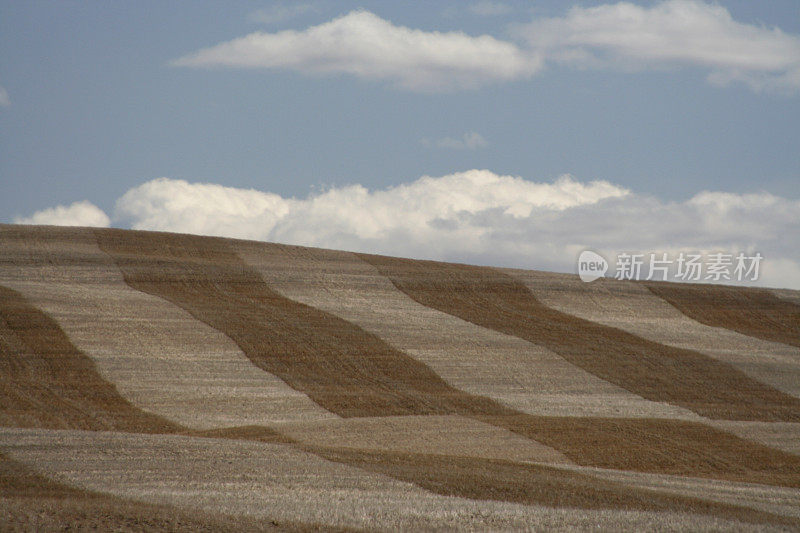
[1,1,799,286]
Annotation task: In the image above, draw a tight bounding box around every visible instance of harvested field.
[506,270,800,397]
[645,281,800,349]
[1,224,799,530]
[0,451,297,532]
[0,284,179,433]
[273,415,572,464]
[3,428,798,531]
[237,241,699,420]
[97,228,800,486]
[0,225,333,429]
[361,254,800,422]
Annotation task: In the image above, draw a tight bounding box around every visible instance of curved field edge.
[93,228,800,488]
[3,428,799,531]
[0,225,798,529]
[645,281,800,349]
[359,253,800,423]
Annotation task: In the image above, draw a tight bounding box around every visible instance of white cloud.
[14,200,110,228]
[115,178,290,241]
[0,86,9,107]
[249,4,318,25]
[469,2,512,16]
[172,10,541,91]
[174,2,800,94]
[422,131,488,150]
[20,172,798,288]
[106,170,800,289]
[517,0,800,93]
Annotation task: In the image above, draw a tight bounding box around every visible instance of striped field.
[1,224,798,531]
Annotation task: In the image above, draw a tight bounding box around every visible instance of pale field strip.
[770,288,800,307]
[504,269,800,453]
[505,269,800,397]
[235,240,702,421]
[547,462,800,520]
[0,226,335,428]
[706,420,800,455]
[0,427,769,532]
[273,415,570,464]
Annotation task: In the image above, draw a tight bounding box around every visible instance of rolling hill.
[1,224,799,531]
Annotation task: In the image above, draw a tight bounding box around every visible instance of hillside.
[1,224,799,531]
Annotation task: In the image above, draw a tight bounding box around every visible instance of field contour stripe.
[0,284,182,434]
[646,281,800,349]
[94,229,800,488]
[360,253,800,423]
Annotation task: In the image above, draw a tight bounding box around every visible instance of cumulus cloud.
[517,0,800,93]
[249,3,318,25]
[14,200,110,227]
[174,2,800,94]
[0,86,9,107]
[19,172,800,288]
[115,178,289,241]
[172,10,541,91]
[421,131,488,150]
[105,170,800,289]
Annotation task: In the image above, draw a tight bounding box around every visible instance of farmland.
[1,224,799,530]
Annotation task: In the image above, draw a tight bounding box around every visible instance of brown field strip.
[507,270,800,399]
[237,241,698,420]
[646,281,800,349]
[3,428,798,530]
[361,254,800,423]
[486,414,800,487]
[0,451,329,532]
[0,284,181,434]
[94,228,509,419]
[0,224,334,429]
[272,415,571,464]
[95,229,800,488]
[306,446,800,529]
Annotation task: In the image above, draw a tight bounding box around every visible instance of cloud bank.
[174,1,800,93]
[517,0,800,93]
[173,10,539,91]
[14,200,110,227]
[17,170,796,287]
